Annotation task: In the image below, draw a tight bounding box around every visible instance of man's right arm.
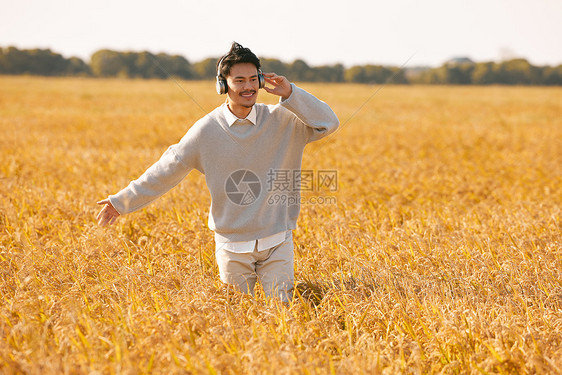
[97,123,202,224]
[108,145,193,214]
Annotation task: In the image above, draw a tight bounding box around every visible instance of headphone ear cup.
[258,72,265,89]
[216,76,227,95]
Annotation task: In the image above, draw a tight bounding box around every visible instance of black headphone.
[216,56,265,95]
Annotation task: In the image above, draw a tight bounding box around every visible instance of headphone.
[216,55,265,95]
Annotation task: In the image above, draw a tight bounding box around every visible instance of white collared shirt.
[216,231,288,253]
[223,104,257,126]
[216,104,287,253]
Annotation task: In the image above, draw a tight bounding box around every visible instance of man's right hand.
[96,199,120,226]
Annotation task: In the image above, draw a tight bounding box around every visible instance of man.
[97,42,339,302]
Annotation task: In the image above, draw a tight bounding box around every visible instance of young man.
[97,42,339,302]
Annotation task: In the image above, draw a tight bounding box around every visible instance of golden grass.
[0,76,561,374]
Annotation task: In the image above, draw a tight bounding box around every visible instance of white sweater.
[109,84,339,243]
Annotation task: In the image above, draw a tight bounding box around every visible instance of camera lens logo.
[225,169,261,205]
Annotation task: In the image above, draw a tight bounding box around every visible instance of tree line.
[1,46,561,85]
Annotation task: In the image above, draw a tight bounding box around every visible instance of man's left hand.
[263,73,292,100]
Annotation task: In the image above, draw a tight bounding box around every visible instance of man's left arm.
[263,73,339,143]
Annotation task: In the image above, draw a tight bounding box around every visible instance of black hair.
[217,42,261,78]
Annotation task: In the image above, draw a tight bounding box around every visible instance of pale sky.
[1,0,561,68]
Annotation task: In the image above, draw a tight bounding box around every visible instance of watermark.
[225,169,262,205]
[267,193,337,206]
[225,168,338,206]
[266,168,339,206]
[265,169,338,193]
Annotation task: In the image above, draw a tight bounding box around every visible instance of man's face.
[226,63,260,110]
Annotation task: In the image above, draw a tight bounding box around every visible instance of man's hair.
[217,42,261,78]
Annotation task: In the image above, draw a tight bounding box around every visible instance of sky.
[1,0,561,68]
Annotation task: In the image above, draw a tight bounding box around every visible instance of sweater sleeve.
[108,123,202,215]
[279,83,339,143]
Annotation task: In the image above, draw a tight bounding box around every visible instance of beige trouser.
[215,231,294,302]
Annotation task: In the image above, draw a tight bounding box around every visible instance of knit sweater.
[108,84,339,242]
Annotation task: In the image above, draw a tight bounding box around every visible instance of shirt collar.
[223,104,257,126]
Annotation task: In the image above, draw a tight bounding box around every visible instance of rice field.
[0,76,561,374]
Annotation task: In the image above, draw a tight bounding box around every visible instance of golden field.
[0,76,561,374]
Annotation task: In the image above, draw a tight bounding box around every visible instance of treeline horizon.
[1,46,561,85]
